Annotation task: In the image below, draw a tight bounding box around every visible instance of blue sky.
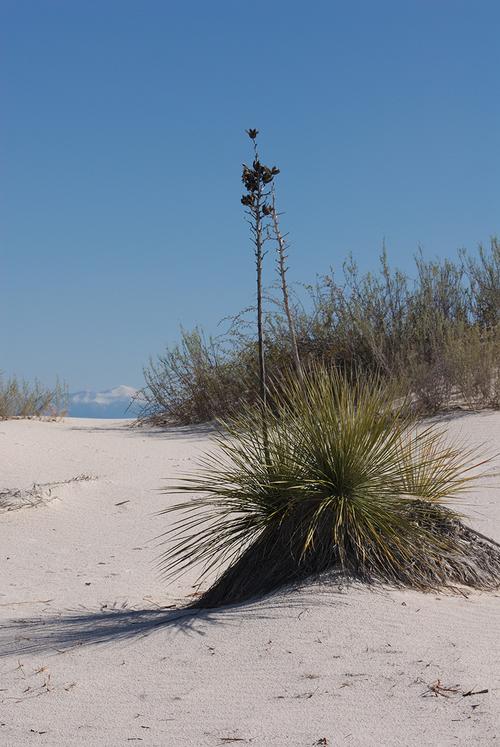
[1,0,499,391]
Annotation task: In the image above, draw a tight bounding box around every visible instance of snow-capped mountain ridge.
[68,385,140,418]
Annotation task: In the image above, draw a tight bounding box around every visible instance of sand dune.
[0,415,499,745]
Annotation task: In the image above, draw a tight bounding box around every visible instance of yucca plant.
[159,366,500,608]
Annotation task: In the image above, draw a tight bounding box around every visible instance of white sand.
[1,414,499,746]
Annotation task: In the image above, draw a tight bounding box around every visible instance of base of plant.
[190,506,500,609]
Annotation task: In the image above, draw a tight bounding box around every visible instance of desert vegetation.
[155,129,500,608]
[160,367,500,607]
[0,375,67,420]
[137,240,500,425]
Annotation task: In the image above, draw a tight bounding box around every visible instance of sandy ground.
[1,414,500,746]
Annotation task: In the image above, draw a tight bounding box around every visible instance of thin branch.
[270,186,304,381]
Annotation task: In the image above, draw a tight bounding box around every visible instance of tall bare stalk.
[269,186,304,381]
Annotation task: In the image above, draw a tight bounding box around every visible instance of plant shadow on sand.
[0,607,218,657]
[0,579,349,658]
[68,422,218,441]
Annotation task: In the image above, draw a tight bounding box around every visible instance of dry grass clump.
[0,475,94,512]
[159,367,500,608]
[136,328,255,425]
[0,375,67,420]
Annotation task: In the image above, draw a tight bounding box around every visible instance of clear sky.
[1,0,499,391]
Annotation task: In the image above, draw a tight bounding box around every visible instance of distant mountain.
[68,385,141,419]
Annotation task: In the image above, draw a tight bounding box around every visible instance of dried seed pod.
[242,165,258,192]
[262,168,274,184]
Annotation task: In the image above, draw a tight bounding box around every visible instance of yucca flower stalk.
[159,366,500,608]
[241,128,280,459]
